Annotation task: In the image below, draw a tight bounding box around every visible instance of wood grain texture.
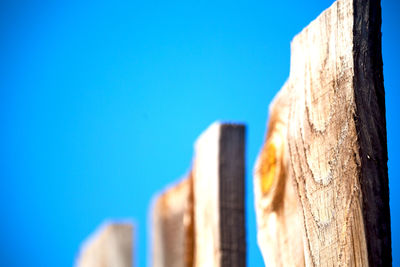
[75,223,133,267]
[193,122,246,267]
[152,176,194,267]
[255,0,391,266]
[287,0,367,265]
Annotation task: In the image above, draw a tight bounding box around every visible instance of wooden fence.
[74,0,391,266]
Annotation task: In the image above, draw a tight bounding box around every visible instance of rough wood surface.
[75,223,133,267]
[287,0,368,264]
[193,122,246,267]
[254,0,391,266]
[152,175,194,267]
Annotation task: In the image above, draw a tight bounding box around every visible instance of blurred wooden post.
[152,176,194,267]
[193,123,246,267]
[254,0,391,266]
[152,122,246,267]
[76,222,133,267]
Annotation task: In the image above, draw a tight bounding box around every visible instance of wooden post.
[152,122,246,267]
[75,222,133,267]
[254,0,391,266]
[193,122,246,267]
[152,175,194,267]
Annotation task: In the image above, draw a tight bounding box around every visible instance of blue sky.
[0,0,399,266]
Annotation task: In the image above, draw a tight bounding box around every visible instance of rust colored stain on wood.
[152,176,194,267]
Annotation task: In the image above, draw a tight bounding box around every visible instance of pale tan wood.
[193,122,246,267]
[287,1,367,265]
[254,84,305,267]
[254,0,391,266]
[75,222,133,267]
[152,175,194,267]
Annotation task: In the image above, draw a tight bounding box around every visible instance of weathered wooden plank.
[193,122,246,267]
[254,0,391,266]
[152,175,194,267]
[287,0,366,265]
[75,222,133,267]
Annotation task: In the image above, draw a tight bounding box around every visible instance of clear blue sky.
[0,0,399,266]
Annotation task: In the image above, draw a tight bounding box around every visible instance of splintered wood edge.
[193,122,246,267]
[75,222,133,267]
[152,175,194,267]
